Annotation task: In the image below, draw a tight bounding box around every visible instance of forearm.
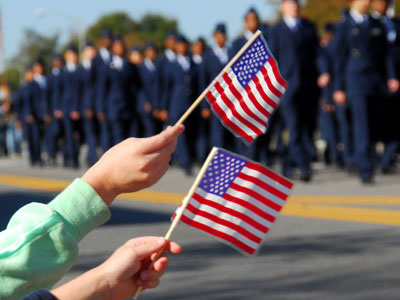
[51,267,109,300]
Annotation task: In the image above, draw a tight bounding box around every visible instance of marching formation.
[9,0,400,184]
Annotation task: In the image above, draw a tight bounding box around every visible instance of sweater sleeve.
[0,178,111,300]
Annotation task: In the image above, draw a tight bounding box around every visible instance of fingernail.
[178,125,185,132]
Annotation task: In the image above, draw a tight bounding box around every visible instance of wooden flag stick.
[133,147,219,300]
[175,30,263,126]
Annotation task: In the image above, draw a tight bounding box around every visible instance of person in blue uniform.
[189,37,207,162]
[26,59,49,167]
[370,0,400,174]
[93,29,113,153]
[199,23,230,156]
[333,0,399,183]
[229,8,275,160]
[46,54,65,166]
[78,41,98,166]
[127,45,144,138]
[137,42,161,137]
[98,37,141,146]
[15,67,35,164]
[158,32,177,125]
[317,23,343,168]
[161,34,193,174]
[61,45,81,168]
[268,0,321,181]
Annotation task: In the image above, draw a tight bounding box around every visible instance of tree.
[86,12,138,44]
[302,0,400,32]
[85,12,178,50]
[8,29,59,72]
[301,0,348,31]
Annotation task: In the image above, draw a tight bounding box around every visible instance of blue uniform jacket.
[317,41,336,105]
[199,48,226,109]
[333,11,396,96]
[46,70,63,114]
[78,65,97,114]
[161,57,196,120]
[97,59,141,121]
[26,79,49,121]
[267,18,320,99]
[138,59,161,112]
[61,68,80,114]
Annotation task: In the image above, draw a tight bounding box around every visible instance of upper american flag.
[175,148,293,256]
[206,34,287,143]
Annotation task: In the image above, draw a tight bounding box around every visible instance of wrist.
[81,164,117,206]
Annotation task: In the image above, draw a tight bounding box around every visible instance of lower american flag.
[206,34,287,144]
[173,148,293,256]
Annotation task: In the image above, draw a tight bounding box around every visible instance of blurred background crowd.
[0,0,400,184]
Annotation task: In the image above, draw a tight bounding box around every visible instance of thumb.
[128,237,167,261]
[141,125,185,154]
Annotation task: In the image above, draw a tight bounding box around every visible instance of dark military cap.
[66,45,78,53]
[144,41,158,51]
[282,0,299,2]
[245,7,260,18]
[214,23,227,34]
[33,58,44,66]
[113,35,124,43]
[84,40,94,48]
[175,34,188,44]
[165,31,177,39]
[52,54,62,61]
[101,28,113,39]
[129,45,142,53]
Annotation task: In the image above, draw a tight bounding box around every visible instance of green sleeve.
[0,178,111,299]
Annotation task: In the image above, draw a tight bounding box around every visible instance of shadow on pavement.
[0,190,171,230]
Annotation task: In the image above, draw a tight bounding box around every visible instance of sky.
[1,0,280,69]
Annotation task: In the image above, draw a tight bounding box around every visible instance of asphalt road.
[1,155,400,300]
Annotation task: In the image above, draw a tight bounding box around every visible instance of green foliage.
[2,68,20,91]
[8,29,59,71]
[86,12,178,49]
[86,12,138,42]
[302,0,348,31]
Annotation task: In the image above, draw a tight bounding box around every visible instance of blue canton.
[232,36,270,88]
[198,149,247,196]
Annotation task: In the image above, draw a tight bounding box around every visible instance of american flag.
[206,34,287,143]
[174,148,293,255]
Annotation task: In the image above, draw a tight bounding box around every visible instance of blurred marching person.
[26,59,49,167]
[317,23,344,168]
[230,7,267,158]
[128,45,144,65]
[200,24,228,142]
[161,34,193,174]
[138,41,161,137]
[98,37,141,146]
[189,37,207,163]
[46,54,65,166]
[78,41,99,167]
[199,24,230,158]
[126,45,143,138]
[14,67,33,159]
[268,0,320,181]
[333,0,399,184]
[158,31,177,125]
[93,29,113,153]
[371,0,400,174]
[62,45,82,169]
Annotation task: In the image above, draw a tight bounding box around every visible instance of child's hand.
[82,125,184,205]
[51,237,182,300]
